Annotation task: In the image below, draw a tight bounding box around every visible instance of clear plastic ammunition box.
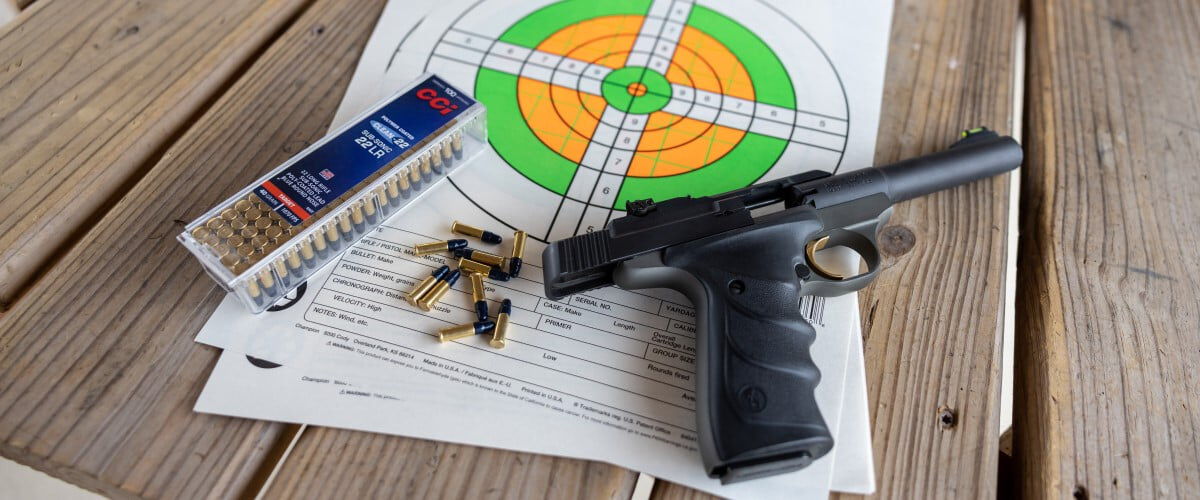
[179,73,486,313]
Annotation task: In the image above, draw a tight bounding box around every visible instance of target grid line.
[433,35,847,136]
[560,0,680,237]
[432,49,845,154]
[422,0,851,241]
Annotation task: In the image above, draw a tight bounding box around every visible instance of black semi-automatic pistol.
[542,128,1022,483]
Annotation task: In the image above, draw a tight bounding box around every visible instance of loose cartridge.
[179,74,486,313]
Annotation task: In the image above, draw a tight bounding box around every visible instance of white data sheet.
[199,311,873,495]
[194,0,892,497]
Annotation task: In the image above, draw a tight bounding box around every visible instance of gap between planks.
[999,3,1029,440]
[252,425,307,499]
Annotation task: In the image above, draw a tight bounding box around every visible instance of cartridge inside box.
[179,73,486,313]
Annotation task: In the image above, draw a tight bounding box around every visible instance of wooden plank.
[651,0,1020,498]
[0,0,307,310]
[1016,1,1200,498]
[263,429,637,499]
[853,0,1018,496]
[0,0,388,497]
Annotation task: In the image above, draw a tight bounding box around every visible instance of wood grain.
[1016,1,1200,498]
[855,0,1017,497]
[0,0,388,497]
[0,0,307,310]
[264,429,637,499]
[650,0,1021,498]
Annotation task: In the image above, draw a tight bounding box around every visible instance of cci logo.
[416,88,460,115]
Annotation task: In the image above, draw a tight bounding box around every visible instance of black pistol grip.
[613,211,833,484]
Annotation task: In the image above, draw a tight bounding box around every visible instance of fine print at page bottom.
[196,307,873,497]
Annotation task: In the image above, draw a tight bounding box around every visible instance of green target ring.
[475,0,805,209]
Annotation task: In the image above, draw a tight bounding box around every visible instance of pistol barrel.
[878,132,1022,202]
[798,130,1021,209]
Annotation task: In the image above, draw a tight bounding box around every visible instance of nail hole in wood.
[937,405,956,429]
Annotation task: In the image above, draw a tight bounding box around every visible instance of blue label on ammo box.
[253,75,475,225]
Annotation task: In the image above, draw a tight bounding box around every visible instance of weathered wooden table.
[0,0,1195,498]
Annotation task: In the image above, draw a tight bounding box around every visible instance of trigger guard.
[800,230,883,297]
[799,205,891,297]
[806,227,883,278]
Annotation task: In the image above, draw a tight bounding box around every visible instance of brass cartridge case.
[512,231,527,259]
[463,249,505,267]
[457,257,492,276]
[406,276,439,306]
[490,313,509,348]
[470,272,486,303]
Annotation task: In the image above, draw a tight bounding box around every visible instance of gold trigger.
[805,236,848,280]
